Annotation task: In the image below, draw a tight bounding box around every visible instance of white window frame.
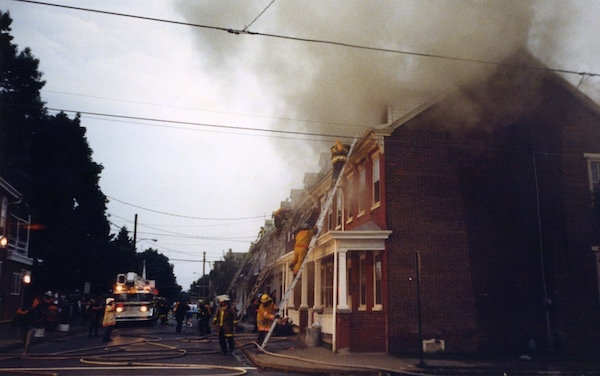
[585,153,600,193]
[373,251,383,311]
[346,172,354,223]
[358,166,366,217]
[1,197,7,232]
[372,154,381,209]
[322,260,334,309]
[10,272,21,295]
[358,253,367,311]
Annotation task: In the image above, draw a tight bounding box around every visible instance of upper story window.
[346,173,354,222]
[587,156,600,193]
[1,196,7,233]
[358,166,366,216]
[336,189,343,229]
[372,154,381,207]
[11,272,21,295]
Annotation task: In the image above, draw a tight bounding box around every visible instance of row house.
[0,176,32,321]
[258,51,600,357]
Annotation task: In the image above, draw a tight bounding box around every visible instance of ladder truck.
[112,272,158,324]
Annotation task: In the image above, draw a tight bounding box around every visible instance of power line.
[13,0,600,78]
[243,0,276,32]
[42,89,368,130]
[107,195,266,221]
[48,107,350,142]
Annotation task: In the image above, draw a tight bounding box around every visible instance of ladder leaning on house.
[259,138,356,349]
[235,229,288,320]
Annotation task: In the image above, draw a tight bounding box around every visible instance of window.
[590,160,600,192]
[585,154,600,191]
[336,189,343,229]
[374,251,383,310]
[1,197,7,232]
[359,254,367,310]
[372,155,381,207]
[358,166,366,215]
[11,272,21,295]
[322,261,334,308]
[346,173,354,222]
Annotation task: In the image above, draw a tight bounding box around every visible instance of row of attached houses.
[0,176,32,322]
[238,52,600,357]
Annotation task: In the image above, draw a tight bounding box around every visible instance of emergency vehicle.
[113,272,158,324]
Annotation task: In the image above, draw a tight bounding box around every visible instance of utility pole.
[133,213,138,248]
[202,252,206,298]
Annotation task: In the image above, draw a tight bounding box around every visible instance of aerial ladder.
[260,138,356,348]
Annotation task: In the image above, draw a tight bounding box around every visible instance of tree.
[0,11,111,293]
[209,249,244,299]
[136,249,181,301]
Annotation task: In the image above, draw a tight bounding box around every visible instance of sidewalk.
[235,328,600,375]
[0,320,77,353]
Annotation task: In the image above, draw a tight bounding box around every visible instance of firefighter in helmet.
[289,223,317,276]
[256,293,278,345]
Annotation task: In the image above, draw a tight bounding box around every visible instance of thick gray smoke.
[177,1,532,126]
[175,1,597,169]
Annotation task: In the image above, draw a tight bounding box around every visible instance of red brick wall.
[384,70,600,356]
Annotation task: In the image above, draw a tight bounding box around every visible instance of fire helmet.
[261,294,272,303]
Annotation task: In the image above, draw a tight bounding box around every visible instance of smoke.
[174,1,562,170]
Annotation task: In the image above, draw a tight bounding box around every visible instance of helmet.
[300,223,310,230]
[105,297,114,305]
[44,291,53,298]
[217,294,230,303]
[260,294,272,303]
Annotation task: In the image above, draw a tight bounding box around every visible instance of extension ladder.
[260,138,356,348]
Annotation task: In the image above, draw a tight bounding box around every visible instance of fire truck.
[113,272,158,324]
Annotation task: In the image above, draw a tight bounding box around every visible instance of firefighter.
[102,298,116,342]
[212,295,237,354]
[272,207,292,235]
[289,223,317,276]
[256,293,278,345]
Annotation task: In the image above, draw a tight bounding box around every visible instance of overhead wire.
[243,0,276,32]
[43,89,365,129]
[11,0,600,78]
[107,195,265,221]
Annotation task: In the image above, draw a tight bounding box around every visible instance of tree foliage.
[208,249,244,299]
[0,11,178,297]
[136,249,181,301]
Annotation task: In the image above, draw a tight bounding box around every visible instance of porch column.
[301,263,309,309]
[286,263,294,308]
[313,258,322,310]
[337,249,349,310]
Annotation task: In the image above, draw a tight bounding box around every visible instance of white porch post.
[301,263,309,309]
[337,249,349,310]
[286,263,294,308]
[313,258,322,310]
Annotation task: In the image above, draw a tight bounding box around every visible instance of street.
[0,319,307,376]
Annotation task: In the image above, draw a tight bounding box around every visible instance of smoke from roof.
[176,1,598,171]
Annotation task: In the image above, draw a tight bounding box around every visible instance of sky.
[2,0,600,291]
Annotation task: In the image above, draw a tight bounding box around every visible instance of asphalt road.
[0,320,306,376]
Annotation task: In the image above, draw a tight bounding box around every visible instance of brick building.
[383,55,600,356]
[252,52,600,357]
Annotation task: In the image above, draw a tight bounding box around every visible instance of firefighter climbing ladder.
[260,138,356,348]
